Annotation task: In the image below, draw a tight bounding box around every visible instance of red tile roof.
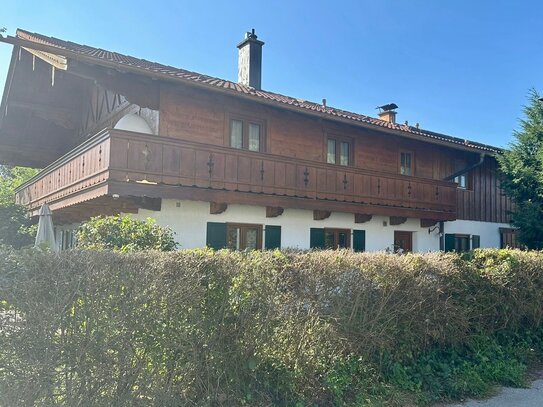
[13,29,499,153]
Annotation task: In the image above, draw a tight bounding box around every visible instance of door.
[394,231,413,253]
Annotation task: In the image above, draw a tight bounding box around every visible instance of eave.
[0,34,501,156]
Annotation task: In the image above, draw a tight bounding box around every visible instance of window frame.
[226,223,263,250]
[399,150,414,176]
[325,133,354,167]
[324,228,351,250]
[454,234,471,252]
[226,113,266,152]
[453,173,472,190]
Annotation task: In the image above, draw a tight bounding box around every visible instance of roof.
[4,29,500,154]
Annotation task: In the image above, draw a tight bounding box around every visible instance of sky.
[1,0,542,148]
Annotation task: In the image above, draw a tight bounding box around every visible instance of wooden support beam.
[134,196,162,212]
[313,210,331,220]
[69,61,160,110]
[266,206,284,218]
[355,213,372,223]
[420,219,437,228]
[390,216,407,226]
[210,202,228,214]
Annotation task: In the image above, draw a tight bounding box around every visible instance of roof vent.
[376,103,398,124]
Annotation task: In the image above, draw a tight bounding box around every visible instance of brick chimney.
[237,29,264,90]
[377,103,398,124]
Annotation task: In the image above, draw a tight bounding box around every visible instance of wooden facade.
[15,128,458,222]
[1,30,511,226]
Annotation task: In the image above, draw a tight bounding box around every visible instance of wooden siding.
[456,157,511,223]
[16,129,457,220]
[159,86,474,179]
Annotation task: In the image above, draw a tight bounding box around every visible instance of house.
[0,29,516,252]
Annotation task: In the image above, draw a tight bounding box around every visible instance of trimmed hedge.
[1,248,543,406]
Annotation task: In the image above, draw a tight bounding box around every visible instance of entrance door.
[394,231,413,253]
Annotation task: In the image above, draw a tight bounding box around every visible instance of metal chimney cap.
[376,103,398,112]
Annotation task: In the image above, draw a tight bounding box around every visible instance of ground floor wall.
[443,219,510,249]
[126,199,511,252]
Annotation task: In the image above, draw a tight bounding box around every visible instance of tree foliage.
[497,90,543,248]
[0,165,38,248]
[76,215,178,252]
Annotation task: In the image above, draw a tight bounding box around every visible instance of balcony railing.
[16,128,457,218]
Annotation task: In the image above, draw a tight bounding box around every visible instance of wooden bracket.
[355,213,372,223]
[313,210,331,220]
[210,202,228,214]
[420,219,437,228]
[266,206,284,218]
[390,216,407,226]
[126,196,161,212]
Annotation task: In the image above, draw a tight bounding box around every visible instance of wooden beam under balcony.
[420,219,437,228]
[266,206,284,218]
[390,216,407,226]
[355,213,372,223]
[210,202,228,214]
[314,210,331,220]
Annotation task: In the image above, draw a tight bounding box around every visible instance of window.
[315,228,349,249]
[310,228,365,251]
[324,228,350,249]
[444,233,480,252]
[400,152,413,176]
[206,222,279,250]
[454,174,467,189]
[326,136,351,166]
[500,228,520,249]
[229,117,264,151]
[58,229,76,251]
[227,223,262,250]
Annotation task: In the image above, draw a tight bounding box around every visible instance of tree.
[0,165,39,248]
[76,215,178,252]
[497,89,543,249]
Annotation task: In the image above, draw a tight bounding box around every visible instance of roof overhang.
[0,34,500,157]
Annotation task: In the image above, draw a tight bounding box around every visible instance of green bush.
[1,248,543,406]
[76,215,178,251]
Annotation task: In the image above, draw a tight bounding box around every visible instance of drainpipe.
[443,153,486,181]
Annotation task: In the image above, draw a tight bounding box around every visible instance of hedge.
[1,248,543,406]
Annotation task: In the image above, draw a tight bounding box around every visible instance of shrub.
[76,215,178,251]
[1,248,543,406]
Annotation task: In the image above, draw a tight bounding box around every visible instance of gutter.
[443,153,486,181]
[0,35,500,156]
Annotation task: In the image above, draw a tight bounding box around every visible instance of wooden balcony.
[16,129,457,221]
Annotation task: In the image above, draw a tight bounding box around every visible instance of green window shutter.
[310,228,325,249]
[444,234,456,252]
[353,229,366,252]
[472,235,480,249]
[265,225,281,250]
[206,222,227,250]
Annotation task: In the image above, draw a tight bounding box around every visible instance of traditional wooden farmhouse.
[0,29,516,252]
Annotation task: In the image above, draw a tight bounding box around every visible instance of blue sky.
[1,0,541,148]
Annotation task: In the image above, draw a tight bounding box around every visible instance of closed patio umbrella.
[35,203,57,251]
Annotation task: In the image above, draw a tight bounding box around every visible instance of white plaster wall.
[114,113,153,134]
[130,200,442,252]
[444,219,511,248]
